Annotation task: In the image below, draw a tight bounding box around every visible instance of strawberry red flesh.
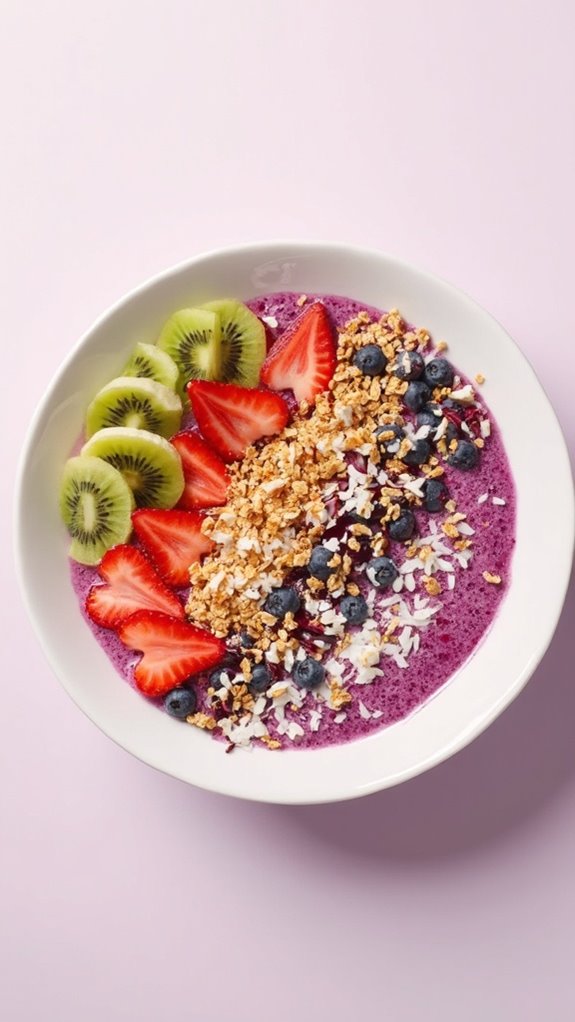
[118,610,226,697]
[86,545,184,629]
[260,302,336,404]
[187,380,289,462]
[171,431,230,509]
[132,508,214,587]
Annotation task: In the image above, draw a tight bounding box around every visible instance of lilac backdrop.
[2,1,575,1019]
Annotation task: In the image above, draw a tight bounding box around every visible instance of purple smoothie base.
[70,291,516,750]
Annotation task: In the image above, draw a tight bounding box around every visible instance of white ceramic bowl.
[15,242,574,804]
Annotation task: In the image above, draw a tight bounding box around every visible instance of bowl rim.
[14,240,575,803]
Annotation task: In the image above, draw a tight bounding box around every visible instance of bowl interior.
[16,243,574,803]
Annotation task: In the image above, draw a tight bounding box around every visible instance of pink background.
[3,1,575,1019]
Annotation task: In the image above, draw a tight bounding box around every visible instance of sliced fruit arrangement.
[188,380,289,461]
[171,431,230,509]
[82,427,185,508]
[201,299,265,387]
[260,301,336,404]
[118,610,226,696]
[132,508,215,586]
[60,456,135,565]
[85,376,182,439]
[122,341,180,389]
[60,297,337,567]
[86,545,184,629]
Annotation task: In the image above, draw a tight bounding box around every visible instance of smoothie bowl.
[15,243,574,803]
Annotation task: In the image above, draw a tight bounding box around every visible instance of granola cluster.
[186,309,435,640]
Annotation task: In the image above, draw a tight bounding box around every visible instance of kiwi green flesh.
[157,308,222,392]
[81,427,185,509]
[60,456,134,565]
[85,377,182,440]
[122,342,180,390]
[201,299,265,387]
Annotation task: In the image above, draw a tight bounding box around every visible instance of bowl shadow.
[275,565,575,864]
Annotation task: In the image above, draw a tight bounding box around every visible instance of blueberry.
[164,686,197,719]
[263,587,301,618]
[353,344,388,376]
[348,511,372,526]
[209,666,232,688]
[366,556,399,588]
[293,657,325,689]
[249,663,271,694]
[448,439,480,471]
[239,631,255,648]
[416,404,442,430]
[375,423,405,458]
[308,545,336,581]
[339,594,369,624]
[441,420,460,444]
[423,477,448,513]
[404,381,431,413]
[403,438,431,467]
[424,358,454,389]
[394,349,424,380]
[387,509,416,541]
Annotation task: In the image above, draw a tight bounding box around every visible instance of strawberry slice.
[171,431,230,509]
[187,380,289,462]
[118,610,226,696]
[260,302,336,404]
[86,545,184,629]
[132,508,214,587]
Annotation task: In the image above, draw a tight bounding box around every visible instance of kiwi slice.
[157,308,222,392]
[60,456,135,565]
[201,299,265,387]
[85,376,182,440]
[82,427,185,509]
[122,342,180,390]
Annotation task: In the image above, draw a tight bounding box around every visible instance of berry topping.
[403,438,432,467]
[366,556,399,588]
[263,587,301,618]
[171,431,230,509]
[376,423,405,458]
[260,302,336,404]
[448,439,480,471]
[416,405,442,429]
[249,664,271,694]
[239,631,255,648]
[422,477,448,513]
[339,594,369,624]
[188,380,289,462]
[293,657,325,689]
[404,380,431,412]
[164,686,197,719]
[352,344,388,377]
[394,349,424,380]
[424,357,455,389]
[86,545,184,630]
[132,508,214,587]
[118,610,226,697]
[209,666,233,688]
[387,509,416,541]
[308,545,336,581]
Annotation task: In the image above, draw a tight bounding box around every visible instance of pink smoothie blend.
[70,292,515,750]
